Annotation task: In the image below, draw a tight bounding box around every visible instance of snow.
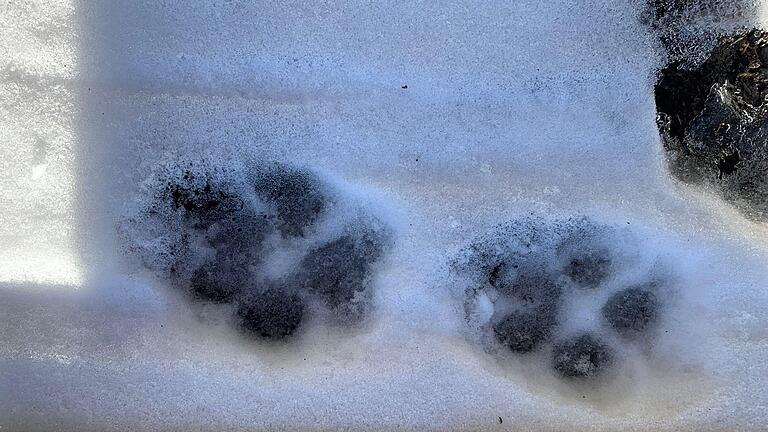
[2,0,768,430]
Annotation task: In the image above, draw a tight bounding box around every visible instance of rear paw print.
[453,216,667,379]
[119,158,392,341]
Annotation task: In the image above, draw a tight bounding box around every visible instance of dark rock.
[252,164,328,237]
[643,0,758,61]
[552,334,614,378]
[602,286,661,336]
[493,309,558,353]
[641,0,692,58]
[656,29,768,219]
[236,289,305,340]
[645,0,736,23]
[647,0,690,20]
[657,30,767,139]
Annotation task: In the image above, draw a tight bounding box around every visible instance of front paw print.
[119,157,392,342]
[454,215,667,379]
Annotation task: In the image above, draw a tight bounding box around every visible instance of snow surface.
[2,0,768,430]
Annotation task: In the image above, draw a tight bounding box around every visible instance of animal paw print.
[119,158,391,341]
[454,216,666,379]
